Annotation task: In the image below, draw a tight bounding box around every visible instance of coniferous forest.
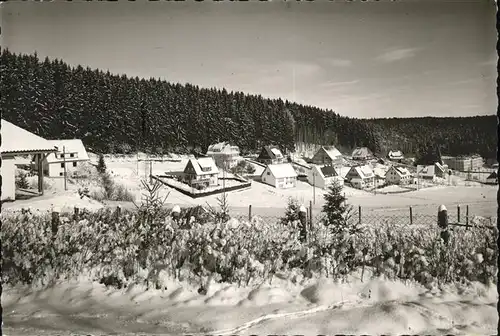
[1,49,496,159]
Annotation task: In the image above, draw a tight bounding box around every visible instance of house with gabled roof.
[311,146,343,167]
[206,141,241,169]
[1,119,57,201]
[182,157,219,189]
[416,165,436,181]
[388,150,404,162]
[41,139,90,177]
[257,145,284,165]
[261,163,298,189]
[485,171,498,185]
[345,164,375,189]
[434,162,448,178]
[307,164,344,189]
[351,147,374,161]
[386,165,412,185]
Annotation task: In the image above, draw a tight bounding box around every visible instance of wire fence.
[230,204,497,232]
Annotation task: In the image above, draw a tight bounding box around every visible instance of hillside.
[365,116,497,159]
[0,49,495,159]
[0,50,378,155]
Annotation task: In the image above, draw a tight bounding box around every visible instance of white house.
[0,119,57,201]
[182,157,219,189]
[311,146,343,167]
[206,142,242,169]
[345,165,375,189]
[386,166,412,185]
[42,139,90,177]
[372,166,387,187]
[307,164,344,189]
[261,163,298,189]
[416,165,436,181]
[388,150,404,162]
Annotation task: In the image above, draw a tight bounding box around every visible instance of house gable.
[257,147,273,161]
[184,159,198,175]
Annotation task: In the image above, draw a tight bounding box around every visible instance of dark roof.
[320,165,338,178]
[487,171,497,179]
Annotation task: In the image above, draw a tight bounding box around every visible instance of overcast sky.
[1,0,497,119]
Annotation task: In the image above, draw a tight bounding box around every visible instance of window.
[61,163,65,168]
[267,171,270,176]
[59,172,63,176]
[73,162,77,167]
[70,153,75,158]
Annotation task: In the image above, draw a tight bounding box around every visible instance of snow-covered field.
[5,155,496,219]
[2,271,497,335]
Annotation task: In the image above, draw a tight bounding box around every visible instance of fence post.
[248,204,252,222]
[73,206,80,221]
[298,205,308,242]
[438,205,450,245]
[51,210,60,238]
[409,206,413,225]
[309,200,313,230]
[358,206,362,225]
[466,205,469,230]
[457,205,461,223]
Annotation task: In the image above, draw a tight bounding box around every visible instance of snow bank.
[2,274,497,335]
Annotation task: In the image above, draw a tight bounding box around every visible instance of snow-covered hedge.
[2,207,497,289]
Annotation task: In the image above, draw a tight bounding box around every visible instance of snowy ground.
[4,156,496,220]
[2,270,497,335]
[4,154,498,335]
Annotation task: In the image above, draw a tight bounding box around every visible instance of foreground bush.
[2,207,497,289]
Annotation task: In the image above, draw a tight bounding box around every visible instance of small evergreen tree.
[280,197,301,226]
[97,154,107,174]
[322,181,358,235]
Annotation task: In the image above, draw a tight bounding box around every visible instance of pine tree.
[97,154,107,174]
[321,181,358,235]
[280,197,301,226]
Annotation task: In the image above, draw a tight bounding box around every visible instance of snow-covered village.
[1,1,498,335]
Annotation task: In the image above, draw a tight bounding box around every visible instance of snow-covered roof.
[264,163,298,179]
[390,166,411,177]
[434,162,445,172]
[45,139,89,163]
[320,146,342,160]
[388,150,404,159]
[206,142,240,155]
[416,165,435,177]
[352,147,373,158]
[270,148,283,158]
[186,157,219,175]
[352,165,374,179]
[0,119,57,155]
[373,166,387,178]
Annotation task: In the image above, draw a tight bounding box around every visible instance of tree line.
[1,49,495,159]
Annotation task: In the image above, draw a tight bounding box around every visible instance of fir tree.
[97,154,107,174]
[322,181,358,235]
[280,197,301,226]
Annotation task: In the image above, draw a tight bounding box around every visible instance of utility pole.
[312,170,316,204]
[150,155,153,184]
[63,146,67,191]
